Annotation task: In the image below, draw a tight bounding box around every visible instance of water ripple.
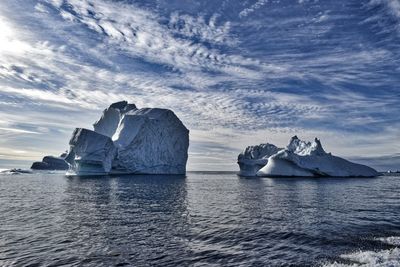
[0,172,399,266]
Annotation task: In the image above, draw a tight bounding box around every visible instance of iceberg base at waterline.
[238,136,379,178]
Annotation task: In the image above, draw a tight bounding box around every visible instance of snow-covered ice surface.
[66,101,189,176]
[238,136,378,177]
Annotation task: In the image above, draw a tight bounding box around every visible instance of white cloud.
[365,0,400,34]
[239,0,269,18]
[0,127,40,135]
[370,0,400,18]
[42,0,268,79]
[169,12,236,45]
[0,15,32,57]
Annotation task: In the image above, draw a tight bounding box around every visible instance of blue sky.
[0,0,399,171]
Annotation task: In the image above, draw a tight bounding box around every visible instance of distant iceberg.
[31,154,69,170]
[238,136,378,177]
[65,101,189,176]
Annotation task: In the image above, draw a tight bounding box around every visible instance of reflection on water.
[0,172,399,266]
[61,175,189,266]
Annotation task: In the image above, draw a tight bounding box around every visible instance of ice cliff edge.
[65,101,189,176]
[238,136,378,177]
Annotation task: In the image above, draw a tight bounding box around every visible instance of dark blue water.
[1,171,400,266]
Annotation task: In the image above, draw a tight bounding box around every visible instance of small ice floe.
[0,168,32,175]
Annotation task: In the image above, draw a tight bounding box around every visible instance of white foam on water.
[323,237,400,267]
[377,236,400,246]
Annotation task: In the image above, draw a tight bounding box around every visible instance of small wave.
[323,237,400,267]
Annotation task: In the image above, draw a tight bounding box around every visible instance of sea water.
[0,171,399,266]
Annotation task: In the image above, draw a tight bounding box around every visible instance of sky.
[0,0,399,171]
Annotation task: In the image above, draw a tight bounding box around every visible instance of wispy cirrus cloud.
[169,12,237,46]
[239,0,269,18]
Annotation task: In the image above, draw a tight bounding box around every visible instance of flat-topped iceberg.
[65,101,189,176]
[238,136,378,177]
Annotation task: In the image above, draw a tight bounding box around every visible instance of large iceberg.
[65,101,189,176]
[238,136,378,177]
